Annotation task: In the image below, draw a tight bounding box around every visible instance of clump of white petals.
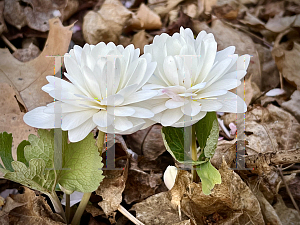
[24,43,157,142]
[143,27,250,127]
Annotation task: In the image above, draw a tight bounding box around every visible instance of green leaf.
[194,112,218,158]
[196,161,221,195]
[0,132,14,171]
[161,126,207,165]
[17,140,30,166]
[5,159,50,193]
[4,129,104,194]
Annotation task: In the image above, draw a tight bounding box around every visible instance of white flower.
[24,43,157,142]
[143,27,249,127]
[163,165,178,190]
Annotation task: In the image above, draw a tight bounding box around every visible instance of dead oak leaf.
[1,187,65,225]
[0,17,73,111]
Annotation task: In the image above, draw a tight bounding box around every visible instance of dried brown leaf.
[0,17,73,111]
[274,195,300,225]
[96,158,128,217]
[0,1,7,35]
[265,15,296,33]
[83,0,132,44]
[12,43,41,62]
[0,83,37,166]
[0,187,65,224]
[130,192,189,225]
[3,0,67,32]
[170,160,265,225]
[131,3,162,30]
[273,41,300,90]
[132,30,149,55]
[282,90,300,122]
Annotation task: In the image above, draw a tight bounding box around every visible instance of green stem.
[191,126,198,182]
[66,194,70,224]
[70,131,105,225]
[47,191,67,223]
[71,192,91,225]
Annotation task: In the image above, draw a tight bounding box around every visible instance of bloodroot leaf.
[196,161,221,195]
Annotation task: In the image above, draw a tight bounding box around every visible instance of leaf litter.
[1,0,300,224]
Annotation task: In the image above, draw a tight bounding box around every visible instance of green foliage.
[194,112,218,159]
[0,130,104,195]
[196,161,221,195]
[0,132,14,171]
[161,126,207,165]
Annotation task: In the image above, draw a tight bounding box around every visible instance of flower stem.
[191,126,198,182]
[71,192,91,225]
[70,131,105,225]
[65,194,71,224]
[47,191,67,223]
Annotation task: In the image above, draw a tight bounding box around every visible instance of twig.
[282,163,295,171]
[277,166,300,214]
[282,169,300,175]
[1,34,17,52]
[118,204,145,225]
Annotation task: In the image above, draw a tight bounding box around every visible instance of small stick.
[1,34,17,52]
[118,204,145,225]
[282,169,300,175]
[278,166,300,214]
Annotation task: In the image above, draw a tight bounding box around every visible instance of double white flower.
[24,28,249,142]
[143,27,249,127]
[24,43,157,142]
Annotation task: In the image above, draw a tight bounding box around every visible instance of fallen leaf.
[132,30,150,55]
[3,0,67,32]
[0,84,37,164]
[282,90,300,122]
[170,160,265,225]
[96,158,128,217]
[272,41,300,90]
[0,187,65,224]
[130,3,162,30]
[82,0,132,44]
[274,195,300,225]
[130,192,189,225]
[125,124,166,160]
[0,17,73,111]
[0,1,7,35]
[266,88,285,97]
[265,15,296,33]
[12,43,41,62]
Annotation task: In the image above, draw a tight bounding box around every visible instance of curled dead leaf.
[170,160,265,225]
[82,0,132,44]
[0,17,73,111]
[130,3,162,30]
[3,0,67,32]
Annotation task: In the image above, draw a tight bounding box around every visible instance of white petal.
[172,111,206,127]
[61,110,97,130]
[165,99,185,109]
[44,102,85,114]
[215,46,235,63]
[101,94,124,106]
[197,100,223,111]
[130,107,154,118]
[93,110,114,127]
[142,84,165,90]
[122,90,158,105]
[23,107,59,128]
[116,84,138,98]
[68,118,96,142]
[202,79,241,93]
[160,108,183,126]
[163,56,179,86]
[114,117,133,131]
[216,92,247,113]
[82,65,101,98]
[108,106,135,116]
[221,70,247,80]
[196,90,227,99]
